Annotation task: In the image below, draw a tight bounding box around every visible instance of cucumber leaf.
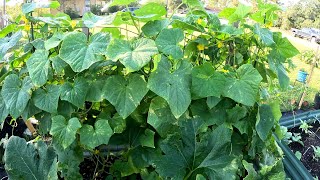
[148,57,192,118]
[1,75,33,118]
[50,115,82,149]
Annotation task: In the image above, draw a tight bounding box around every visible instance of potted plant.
[297,68,309,83]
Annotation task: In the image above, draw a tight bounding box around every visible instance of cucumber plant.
[0,0,300,179]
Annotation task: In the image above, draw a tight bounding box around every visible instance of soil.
[288,120,320,177]
[79,158,110,180]
[0,164,7,180]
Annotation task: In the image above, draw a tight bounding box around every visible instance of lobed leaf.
[33,84,60,113]
[4,136,57,180]
[80,119,113,149]
[1,75,33,118]
[26,49,50,87]
[148,57,192,118]
[103,74,149,119]
[223,64,262,106]
[106,38,158,72]
[50,115,82,149]
[59,32,109,72]
[155,28,184,59]
[60,77,89,108]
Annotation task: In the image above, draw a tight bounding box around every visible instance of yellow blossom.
[197,18,203,25]
[197,44,205,51]
[70,20,77,28]
[24,24,31,31]
[21,15,28,23]
[93,149,100,154]
[266,21,273,28]
[221,69,229,73]
[217,41,223,48]
[211,31,215,36]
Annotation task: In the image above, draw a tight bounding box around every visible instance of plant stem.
[169,3,184,19]
[126,5,140,35]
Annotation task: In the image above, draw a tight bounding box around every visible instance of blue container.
[297,70,308,83]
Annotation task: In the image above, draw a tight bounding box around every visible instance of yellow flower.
[93,149,100,155]
[197,18,203,25]
[211,31,215,36]
[21,15,28,23]
[266,21,273,28]
[221,69,229,73]
[24,24,31,31]
[217,41,223,48]
[70,20,77,29]
[197,44,205,51]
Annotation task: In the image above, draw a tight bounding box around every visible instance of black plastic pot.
[277,111,319,179]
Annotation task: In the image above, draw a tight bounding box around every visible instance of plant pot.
[296,70,308,83]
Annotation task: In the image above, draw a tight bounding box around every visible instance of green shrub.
[0,0,299,179]
[64,7,80,19]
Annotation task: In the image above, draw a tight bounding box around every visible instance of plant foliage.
[0,0,299,179]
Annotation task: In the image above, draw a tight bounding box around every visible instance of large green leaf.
[79,119,113,149]
[226,105,247,123]
[155,29,184,59]
[44,32,64,50]
[206,96,221,109]
[268,50,290,89]
[253,24,274,46]
[243,160,259,180]
[59,32,109,72]
[33,84,60,113]
[134,3,166,20]
[0,31,22,61]
[191,62,226,99]
[147,97,179,138]
[172,19,204,32]
[26,49,50,87]
[142,19,170,37]
[220,5,251,23]
[0,24,16,38]
[4,136,57,180]
[223,64,262,106]
[86,78,105,102]
[0,96,8,124]
[21,101,41,120]
[272,32,299,58]
[148,57,192,118]
[82,12,115,28]
[60,77,89,108]
[53,141,83,179]
[103,74,149,119]
[138,129,155,148]
[153,119,238,179]
[1,75,33,118]
[256,104,276,141]
[50,56,68,75]
[183,0,205,9]
[50,115,81,149]
[106,38,158,72]
[110,0,136,6]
